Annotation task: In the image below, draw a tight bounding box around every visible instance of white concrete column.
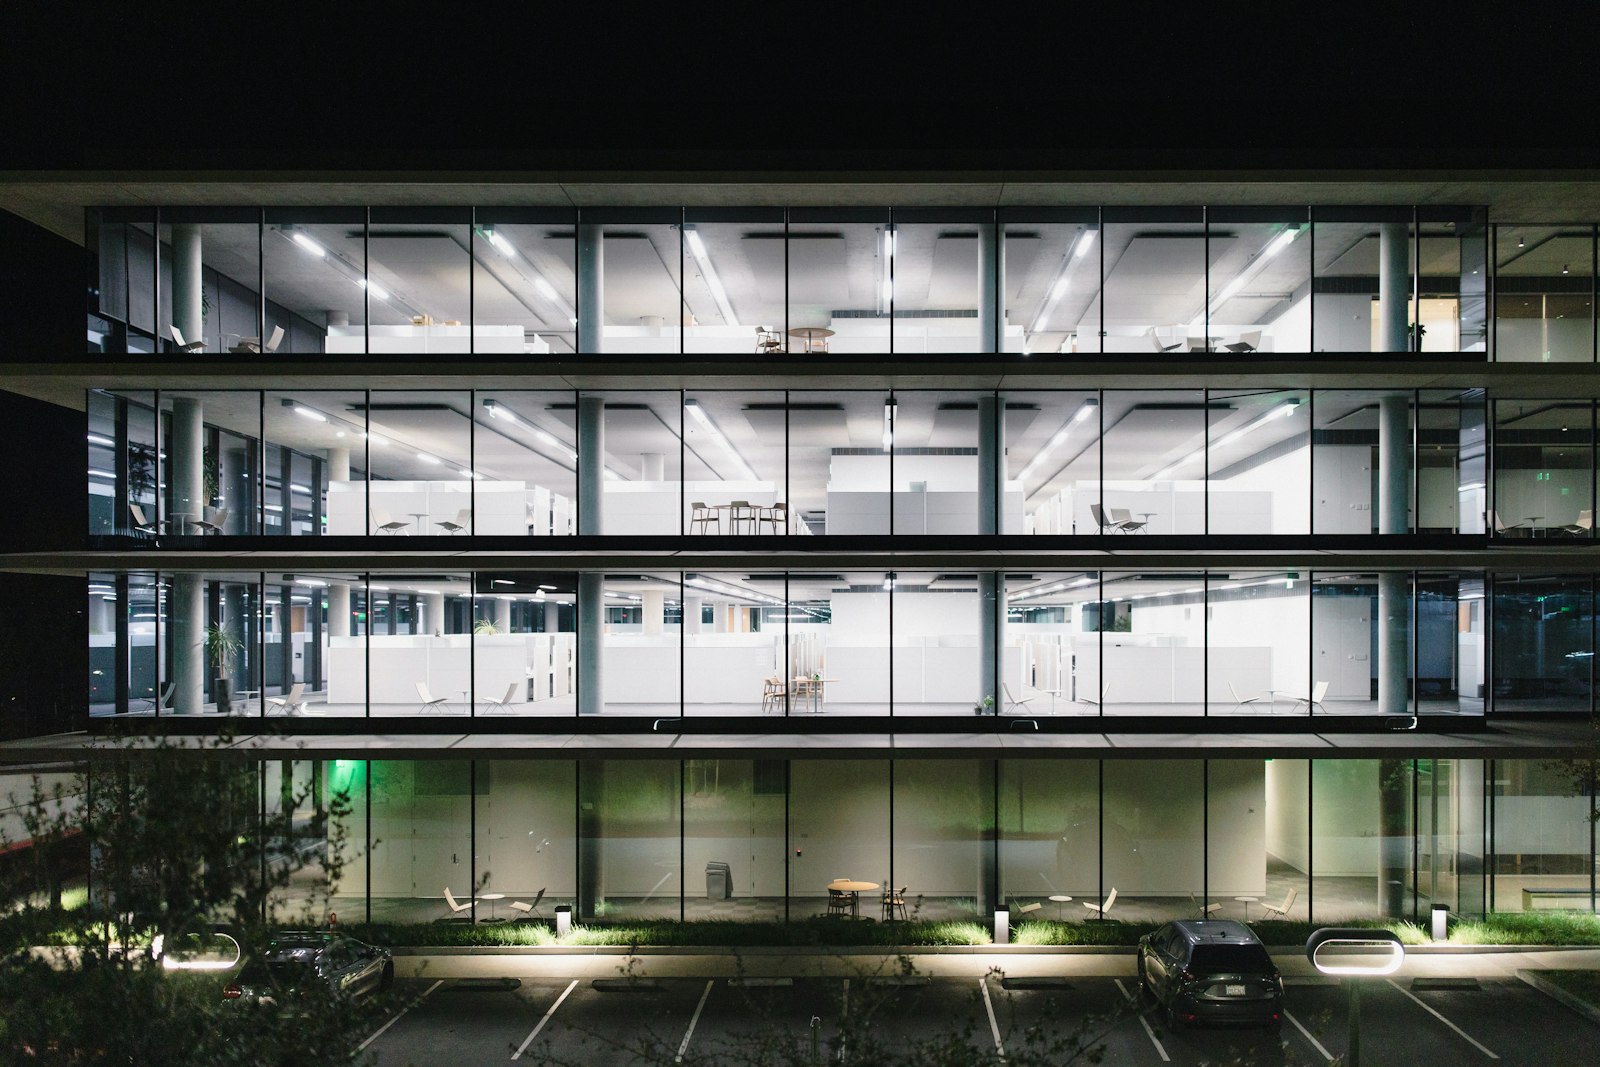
[171,574,205,714]
[327,447,350,482]
[543,601,560,632]
[171,223,203,347]
[1378,395,1410,535]
[978,220,1003,353]
[639,453,665,481]
[578,572,604,713]
[641,590,665,635]
[683,596,702,635]
[424,591,445,634]
[89,594,111,635]
[328,583,351,638]
[1378,222,1411,352]
[1378,573,1410,716]
[578,224,604,354]
[170,396,204,530]
[577,396,605,535]
[714,602,731,633]
[494,597,512,632]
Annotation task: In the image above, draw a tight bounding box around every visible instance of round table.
[1048,894,1073,919]
[1234,895,1259,921]
[828,880,880,919]
[480,892,506,922]
[788,326,836,353]
[1525,516,1544,538]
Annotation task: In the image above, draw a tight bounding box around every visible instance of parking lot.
[362,969,1600,1066]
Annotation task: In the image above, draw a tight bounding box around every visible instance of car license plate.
[1225,984,1246,996]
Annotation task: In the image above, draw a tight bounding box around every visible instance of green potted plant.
[472,618,499,636]
[975,694,994,715]
[205,624,243,713]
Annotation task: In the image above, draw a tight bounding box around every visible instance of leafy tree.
[0,730,389,1065]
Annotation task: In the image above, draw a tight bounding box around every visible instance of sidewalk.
[390,945,1600,981]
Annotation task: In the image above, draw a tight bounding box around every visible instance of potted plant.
[472,618,499,636]
[205,624,243,713]
[975,694,994,715]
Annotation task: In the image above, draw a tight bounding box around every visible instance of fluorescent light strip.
[291,232,326,258]
[685,400,757,481]
[685,229,738,326]
[1020,400,1098,482]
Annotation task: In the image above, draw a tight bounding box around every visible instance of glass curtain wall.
[263,208,366,354]
[1491,574,1595,713]
[1100,390,1208,534]
[1101,208,1207,356]
[87,389,158,535]
[1492,399,1595,538]
[1312,208,1416,353]
[578,210,681,355]
[890,211,988,353]
[1494,224,1595,363]
[1207,208,1312,354]
[787,209,889,354]
[1002,208,1100,356]
[473,209,577,355]
[155,209,261,355]
[683,209,786,354]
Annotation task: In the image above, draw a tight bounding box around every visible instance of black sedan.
[224,930,393,1007]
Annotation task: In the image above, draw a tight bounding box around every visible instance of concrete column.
[577,396,605,535]
[424,591,445,635]
[327,310,350,328]
[88,595,111,635]
[1378,222,1411,352]
[171,223,203,347]
[543,601,560,633]
[1378,759,1411,915]
[494,597,512,632]
[977,221,1004,353]
[641,590,665,635]
[220,446,248,534]
[977,395,1005,707]
[714,602,731,633]
[683,596,702,635]
[328,583,351,638]
[577,224,603,354]
[577,572,604,714]
[1378,395,1410,535]
[1378,572,1410,716]
[639,453,665,481]
[170,396,204,529]
[171,574,205,714]
[327,447,350,482]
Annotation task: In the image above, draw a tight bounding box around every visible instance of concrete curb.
[1517,969,1600,1027]
[386,942,1596,958]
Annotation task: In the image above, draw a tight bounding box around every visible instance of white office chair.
[440,887,473,921]
[1190,892,1222,917]
[1259,887,1297,919]
[169,325,206,353]
[482,681,521,709]
[1228,681,1265,710]
[1089,503,1126,533]
[416,682,449,713]
[266,683,306,715]
[128,503,163,535]
[141,681,176,712]
[233,325,285,354]
[1563,509,1593,536]
[372,510,411,535]
[193,506,228,535]
[1083,887,1117,918]
[435,508,471,535]
[1286,680,1328,715]
[1108,507,1146,534]
[1002,683,1035,714]
[509,888,546,921]
[1224,330,1262,353]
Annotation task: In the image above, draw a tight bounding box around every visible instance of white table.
[1235,895,1259,921]
[1048,894,1073,919]
[480,892,506,922]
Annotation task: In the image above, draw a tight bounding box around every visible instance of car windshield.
[1191,944,1274,972]
[240,958,316,987]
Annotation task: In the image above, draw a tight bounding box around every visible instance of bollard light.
[994,905,1010,946]
[555,904,572,938]
[1431,904,1449,942]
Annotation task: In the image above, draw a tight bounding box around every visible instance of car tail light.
[223,983,242,999]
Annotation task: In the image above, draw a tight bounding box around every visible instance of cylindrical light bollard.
[1431,904,1449,942]
[555,904,572,938]
[994,905,1010,945]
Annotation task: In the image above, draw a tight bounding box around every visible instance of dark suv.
[1136,920,1282,1029]
[224,930,393,1008]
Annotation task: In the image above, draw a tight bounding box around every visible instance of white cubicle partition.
[327,480,528,535]
[326,324,544,354]
[603,480,778,535]
[328,633,565,708]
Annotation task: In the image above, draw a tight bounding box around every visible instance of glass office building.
[6,183,1600,924]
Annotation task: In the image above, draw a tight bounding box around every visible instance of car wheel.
[1136,958,1151,1000]
[1164,1002,1182,1031]
[380,962,394,991]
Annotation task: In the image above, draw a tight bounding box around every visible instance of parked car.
[223,930,392,1007]
[1136,919,1282,1029]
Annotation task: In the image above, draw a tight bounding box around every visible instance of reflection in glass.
[369,760,478,922]
[895,760,994,919]
[87,389,158,536]
[1492,400,1595,538]
[999,759,1100,911]
[1260,759,1311,920]
[683,759,785,920]
[1491,574,1594,713]
[1104,759,1204,921]
[579,759,681,920]
[789,760,890,915]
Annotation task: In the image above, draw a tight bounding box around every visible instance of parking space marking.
[1386,978,1499,1059]
[359,978,443,1052]
[510,978,578,1061]
[978,977,1005,1061]
[1283,1009,1333,1062]
[1113,978,1170,1063]
[674,980,714,1064]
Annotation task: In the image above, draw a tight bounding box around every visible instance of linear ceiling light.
[882,398,896,453]
[685,228,738,327]
[1019,399,1098,482]
[1201,224,1301,325]
[1030,226,1098,336]
[291,232,326,258]
[1149,399,1300,480]
[685,399,757,481]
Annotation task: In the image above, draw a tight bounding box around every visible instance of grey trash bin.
[706,861,732,900]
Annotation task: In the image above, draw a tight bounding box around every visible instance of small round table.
[1137,512,1157,531]
[828,880,879,919]
[1234,895,1259,921]
[479,892,506,922]
[1048,894,1073,919]
[1525,516,1544,538]
[788,326,836,353]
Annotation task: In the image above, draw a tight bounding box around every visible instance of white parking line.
[1386,978,1499,1059]
[979,977,1006,1061]
[510,979,579,1061]
[675,980,714,1063]
[1114,978,1170,1063]
[359,978,443,1052]
[1283,1009,1333,1061]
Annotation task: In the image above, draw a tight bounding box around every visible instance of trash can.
[705,861,732,900]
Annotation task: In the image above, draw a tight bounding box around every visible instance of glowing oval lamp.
[1305,928,1405,976]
